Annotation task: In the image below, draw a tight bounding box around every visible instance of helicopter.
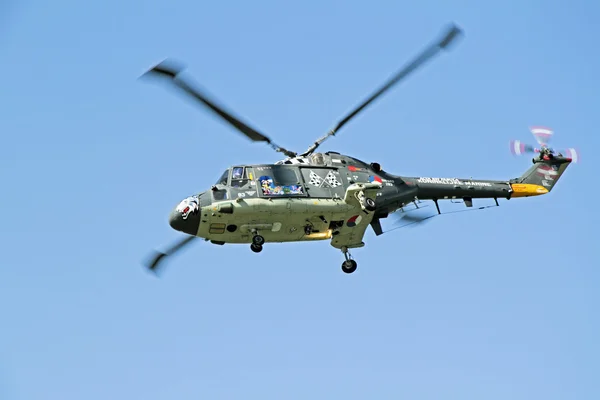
[142,23,578,274]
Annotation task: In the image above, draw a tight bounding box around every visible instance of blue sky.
[1,0,599,399]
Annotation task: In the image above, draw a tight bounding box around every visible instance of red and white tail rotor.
[509,126,580,163]
[530,126,553,147]
[509,139,536,155]
[563,147,580,163]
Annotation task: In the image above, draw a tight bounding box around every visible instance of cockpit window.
[232,167,245,180]
[216,169,229,185]
[231,166,252,188]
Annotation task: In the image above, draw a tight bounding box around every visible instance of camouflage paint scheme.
[169,150,572,250]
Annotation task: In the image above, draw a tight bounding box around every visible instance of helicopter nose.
[169,200,201,236]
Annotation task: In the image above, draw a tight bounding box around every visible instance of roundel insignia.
[347,215,362,227]
[369,175,383,184]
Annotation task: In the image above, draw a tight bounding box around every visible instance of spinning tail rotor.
[531,126,553,147]
[509,127,580,163]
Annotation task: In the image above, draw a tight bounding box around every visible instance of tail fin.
[510,155,572,197]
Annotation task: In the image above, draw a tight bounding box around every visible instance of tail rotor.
[509,127,580,163]
[530,126,553,147]
[509,139,537,155]
[563,147,580,163]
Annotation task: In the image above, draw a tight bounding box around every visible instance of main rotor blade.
[141,60,297,158]
[301,23,463,157]
[393,208,437,227]
[144,235,197,274]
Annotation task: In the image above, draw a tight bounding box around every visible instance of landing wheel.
[341,246,357,273]
[252,234,265,246]
[365,197,376,211]
[250,243,263,253]
[341,259,357,274]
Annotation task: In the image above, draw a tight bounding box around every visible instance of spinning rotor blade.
[141,60,297,158]
[144,235,197,274]
[550,147,581,163]
[510,138,580,163]
[401,213,435,224]
[301,23,463,157]
[530,126,553,147]
[563,147,580,163]
[390,203,437,227]
[510,139,537,155]
[393,210,437,227]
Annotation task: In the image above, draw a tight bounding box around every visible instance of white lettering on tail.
[416,177,492,187]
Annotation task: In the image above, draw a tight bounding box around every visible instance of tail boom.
[408,176,513,203]
[404,155,571,204]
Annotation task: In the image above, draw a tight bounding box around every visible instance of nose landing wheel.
[341,247,357,274]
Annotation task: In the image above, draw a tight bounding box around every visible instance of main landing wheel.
[252,234,265,246]
[250,244,263,253]
[341,259,357,274]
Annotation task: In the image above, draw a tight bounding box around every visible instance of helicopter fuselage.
[170,151,397,251]
[168,151,562,252]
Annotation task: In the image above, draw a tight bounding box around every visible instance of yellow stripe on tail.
[510,183,549,197]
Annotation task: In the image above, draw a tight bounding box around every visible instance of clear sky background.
[1,1,599,399]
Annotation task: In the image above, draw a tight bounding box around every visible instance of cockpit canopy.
[215,169,229,186]
[212,164,309,200]
[215,166,252,187]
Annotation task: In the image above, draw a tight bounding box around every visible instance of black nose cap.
[169,208,200,236]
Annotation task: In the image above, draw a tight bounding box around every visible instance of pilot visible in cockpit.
[231,167,247,187]
[232,167,244,179]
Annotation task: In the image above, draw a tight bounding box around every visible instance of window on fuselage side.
[212,188,228,201]
[272,167,297,186]
[231,166,251,188]
[258,166,304,196]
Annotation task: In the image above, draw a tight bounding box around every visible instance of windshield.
[215,169,229,185]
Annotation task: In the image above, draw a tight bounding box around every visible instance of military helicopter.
[142,23,578,274]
